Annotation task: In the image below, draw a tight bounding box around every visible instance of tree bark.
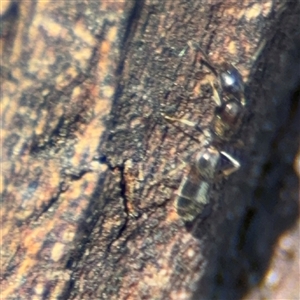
[1,0,299,299]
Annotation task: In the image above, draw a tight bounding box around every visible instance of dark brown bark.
[1,0,299,299]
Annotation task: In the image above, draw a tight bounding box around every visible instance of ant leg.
[187,41,218,77]
[161,112,208,137]
[161,112,212,144]
[219,151,240,176]
[209,80,222,107]
[162,113,198,128]
[187,42,223,107]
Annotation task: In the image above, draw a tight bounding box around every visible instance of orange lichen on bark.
[1,0,127,298]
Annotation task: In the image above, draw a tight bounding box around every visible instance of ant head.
[219,63,245,104]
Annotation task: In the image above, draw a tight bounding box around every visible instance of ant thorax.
[212,98,244,141]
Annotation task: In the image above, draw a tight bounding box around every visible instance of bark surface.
[1,0,299,299]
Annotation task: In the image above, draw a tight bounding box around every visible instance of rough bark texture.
[1,0,299,299]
